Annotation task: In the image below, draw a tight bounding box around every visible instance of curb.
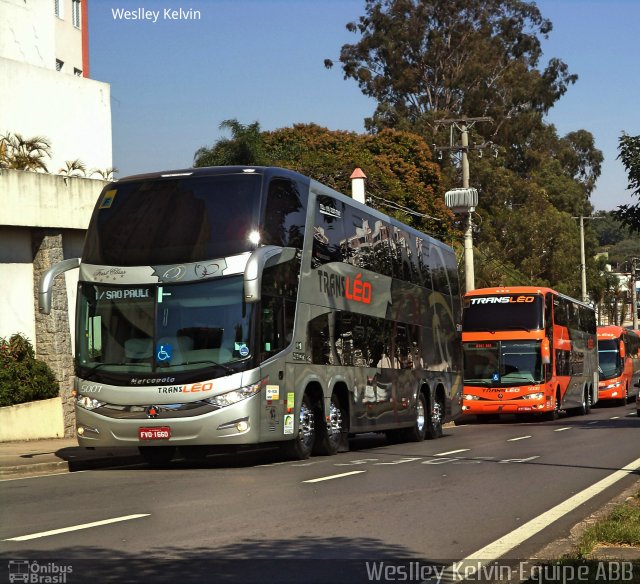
[0,454,143,480]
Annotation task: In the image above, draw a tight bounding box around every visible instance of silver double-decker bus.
[40,166,462,463]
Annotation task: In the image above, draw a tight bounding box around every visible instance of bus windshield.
[76,276,253,378]
[598,339,621,379]
[463,340,544,385]
[462,294,544,332]
[83,173,263,266]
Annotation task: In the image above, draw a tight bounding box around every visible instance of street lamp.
[445,187,478,292]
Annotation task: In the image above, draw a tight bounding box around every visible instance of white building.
[0,0,112,436]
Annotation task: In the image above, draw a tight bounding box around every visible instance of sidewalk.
[0,437,143,479]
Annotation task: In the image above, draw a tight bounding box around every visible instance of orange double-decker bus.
[461,287,598,420]
[597,326,640,405]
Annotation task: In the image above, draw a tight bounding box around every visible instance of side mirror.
[38,258,81,314]
[541,338,551,365]
[243,246,297,303]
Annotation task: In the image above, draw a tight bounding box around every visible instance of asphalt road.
[2,401,640,584]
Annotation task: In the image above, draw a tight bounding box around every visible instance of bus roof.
[597,325,639,339]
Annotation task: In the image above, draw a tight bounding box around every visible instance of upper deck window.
[83,173,262,266]
[462,294,544,332]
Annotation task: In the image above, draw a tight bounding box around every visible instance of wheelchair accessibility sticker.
[156,344,173,363]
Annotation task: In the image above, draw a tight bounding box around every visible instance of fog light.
[77,427,84,436]
[236,421,249,432]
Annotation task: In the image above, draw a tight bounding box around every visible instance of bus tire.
[573,387,589,416]
[542,391,560,421]
[139,446,176,467]
[283,392,316,460]
[404,391,428,442]
[313,392,348,455]
[425,391,444,440]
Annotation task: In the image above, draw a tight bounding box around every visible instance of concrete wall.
[0,0,54,70]
[0,57,112,175]
[0,397,65,442]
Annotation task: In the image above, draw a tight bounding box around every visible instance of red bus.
[461,287,598,420]
[597,326,640,405]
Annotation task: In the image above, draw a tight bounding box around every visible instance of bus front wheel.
[283,392,316,460]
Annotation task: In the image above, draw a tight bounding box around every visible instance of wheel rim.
[298,400,315,450]
[431,398,442,429]
[416,397,426,433]
[328,398,343,443]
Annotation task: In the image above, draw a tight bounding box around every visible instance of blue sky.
[88,0,640,211]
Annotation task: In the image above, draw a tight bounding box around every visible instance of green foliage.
[0,334,59,407]
[613,133,640,231]
[194,121,455,241]
[0,132,52,172]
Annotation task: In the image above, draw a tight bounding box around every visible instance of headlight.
[601,381,622,390]
[463,394,480,401]
[77,396,106,410]
[205,380,262,408]
[527,392,544,400]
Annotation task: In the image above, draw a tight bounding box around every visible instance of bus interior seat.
[124,338,153,360]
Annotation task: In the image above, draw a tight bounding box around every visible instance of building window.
[74,68,83,77]
[72,0,81,28]
[56,59,64,72]
[54,0,63,18]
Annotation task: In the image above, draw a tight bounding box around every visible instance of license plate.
[138,426,171,440]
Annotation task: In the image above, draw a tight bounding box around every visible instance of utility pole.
[436,117,492,293]
[632,257,639,329]
[572,215,604,305]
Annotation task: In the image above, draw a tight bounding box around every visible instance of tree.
[613,133,640,231]
[194,121,454,239]
[58,159,87,178]
[325,0,576,139]
[0,132,52,172]
[194,119,266,167]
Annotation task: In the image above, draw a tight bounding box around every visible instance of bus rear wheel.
[314,392,348,455]
[283,392,316,460]
[425,392,444,440]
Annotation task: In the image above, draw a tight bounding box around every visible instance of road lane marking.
[435,449,470,456]
[554,427,571,432]
[610,416,620,420]
[3,514,150,541]
[507,435,531,442]
[374,457,422,465]
[303,471,365,483]
[428,455,640,583]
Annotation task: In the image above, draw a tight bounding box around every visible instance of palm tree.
[58,159,87,178]
[0,132,52,172]
[194,119,265,167]
[90,167,118,181]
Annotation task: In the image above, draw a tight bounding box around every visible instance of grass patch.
[576,493,640,558]
[520,492,640,583]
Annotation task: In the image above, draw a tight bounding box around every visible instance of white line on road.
[303,471,366,483]
[3,514,150,541]
[554,427,572,432]
[507,435,531,442]
[435,449,470,456]
[610,416,620,420]
[429,455,640,583]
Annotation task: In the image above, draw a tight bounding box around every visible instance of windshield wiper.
[173,359,236,375]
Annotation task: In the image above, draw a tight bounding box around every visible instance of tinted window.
[463,294,544,332]
[261,178,307,249]
[312,195,346,267]
[83,174,262,266]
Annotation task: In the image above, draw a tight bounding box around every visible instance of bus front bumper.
[75,394,265,448]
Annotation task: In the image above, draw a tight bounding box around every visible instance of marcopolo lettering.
[317,269,372,304]
[471,295,535,305]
